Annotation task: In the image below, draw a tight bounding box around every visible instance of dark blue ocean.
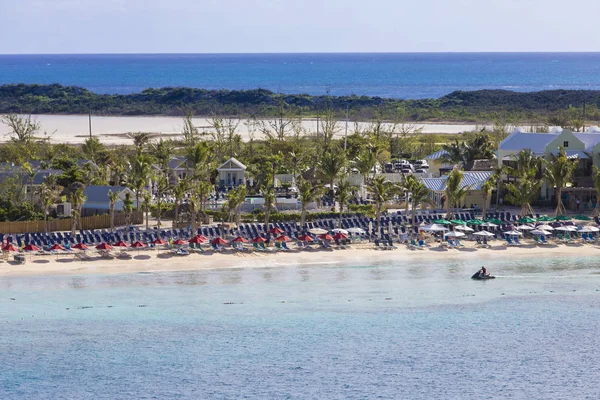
[1,53,600,98]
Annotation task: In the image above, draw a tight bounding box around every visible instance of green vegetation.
[2,84,600,124]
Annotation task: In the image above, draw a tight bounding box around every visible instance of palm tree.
[543,147,578,216]
[404,175,433,226]
[38,182,55,232]
[444,168,469,219]
[297,177,324,229]
[172,179,188,228]
[367,176,397,234]
[142,191,152,231]
[129,132,151,154]
[503,149,543,217]
[22,162,37,204]
[130,153,152,211]
[108,189,120,232]
[154,172,169,230]
[334,179,354,228]
[592,166,600,217]
[481,177,497,220]
[68,188,86,237]
[123,192,134,227]
[226,185,247,225]
[318,147,347,200]
[261,184,276,232]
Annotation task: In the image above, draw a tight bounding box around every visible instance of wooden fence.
[0,211,143,235]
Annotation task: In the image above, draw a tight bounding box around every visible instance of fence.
[0,211,143,235]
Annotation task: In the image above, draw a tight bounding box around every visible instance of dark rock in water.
[78,306,93,309]
[107,306,114,308]
[385,298,392,300]
[138,305,147,308]
[10,298,15,300]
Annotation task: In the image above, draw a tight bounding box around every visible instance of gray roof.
[168,156,187,170]
[83,185,128,203]
[573,133,600,150]
[425,149,449,160]
[0,168,62,185]
[421,171,494,192]
[499,131,559,154]
[217,157,247,170]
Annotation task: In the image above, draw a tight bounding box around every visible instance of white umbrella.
[481,222,498,228]
[536,224,555,231]
[332,228,349,234]
[346,227,365,234]
[504,230,523,236]
[554,226,571,232]
[579,226,600,232]
[444,231,465,237]
[516,225,534,230]
[566,226,579,232]
[473,231,495,237]
[309,228,327,235]
[531,229,552,235]
[454,225,474,232]
[422,224,448,232]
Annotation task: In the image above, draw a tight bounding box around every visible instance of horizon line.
[2,51,600,56]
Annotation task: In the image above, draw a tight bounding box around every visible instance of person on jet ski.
[479,266,488,277]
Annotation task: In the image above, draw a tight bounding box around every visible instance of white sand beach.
[0,114,490,145]
[1,242,597,278]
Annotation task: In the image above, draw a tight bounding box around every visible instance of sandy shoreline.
[1,242,597,278]
[0,114,490,145]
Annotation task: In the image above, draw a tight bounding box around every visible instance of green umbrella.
[554,215,571,221]
[466,219,484,225]
[484,218,503,225]
[536,215,554,222]
[450,219,467,225]
[517,217,536,223]
[572,215,591,221]
[432,219,452,225]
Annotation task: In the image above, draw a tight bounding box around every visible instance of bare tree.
[182,112,200,146]
[1,114,41,144]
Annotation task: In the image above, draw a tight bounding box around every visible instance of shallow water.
[2,256,600,399]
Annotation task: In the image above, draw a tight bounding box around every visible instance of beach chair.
[455,238,465,247]
[447,239,457,249]
[282,242,292,251]
[533,236,541,245]
[417,239,426,249]
[564,233,572,244]
[505,237,515,246]
[540,235,550,245]
[513,237,522,246]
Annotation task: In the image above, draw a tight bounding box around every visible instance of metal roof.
[421,171,494,192]
[499,131,559,153]
[550,150,589,159]
[83,186,130,204]
[573,133,600,150]
[425,149,449,160]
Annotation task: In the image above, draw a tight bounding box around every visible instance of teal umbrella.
[536,215,554,222]
[572,215,591,221]
[466,219,484,225]
[517,217,536,223]
[450,219,467,225]
[484,218,503,225]
[432,219,452,225]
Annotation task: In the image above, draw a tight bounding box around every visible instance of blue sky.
[2,0,600,53]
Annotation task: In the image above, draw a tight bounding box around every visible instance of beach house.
[217,157,247,188]
[498,127,600,209]
[82,185,137,216]
[421,171,495,210]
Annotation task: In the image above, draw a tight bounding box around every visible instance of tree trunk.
[555,187,564,216]
[264,211,270,233]
[145,208,149,230]
[236,206,241,226]
[110,206,115,232]
[157,198,162,230]
[593,191,600,217]
[191,201,197,236]
[300,205,306,230]
[174,201,180,228]
[339,203,343,229]
[375,206,381,237]
[481,195,488,222]
[411,204,416,227]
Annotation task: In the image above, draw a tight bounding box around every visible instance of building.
[82,185,137,216]
[424,149,454,177]
[422,171,495,210]
[216,157,247,188]
[498,127,600,207]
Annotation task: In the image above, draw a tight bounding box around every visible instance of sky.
[1,0,600,54]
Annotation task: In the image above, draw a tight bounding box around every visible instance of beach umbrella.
[432,219,452,225]
[275,235,292,242]
[450,219,467,226]
[252,236,267,243]
[95,243,113,250]
[444,231,465,237]
[473,231,495,237]
[172,239,186,245]
[422,224,448,232]
[530,229,552,235]
[297,234,314,242]
[308,228,328,235]
[332,228,349,234]
[113,240,129,248]
[23,244,40,251]
[536,216,554,222]
[196,234,208,242]
[153,238,167,246]
[2,243,18,252]
[268,227,284,235]
[481,222,498,228]
[554,226,571,231]
[454,225,474,232]
[466,219,484,225]
[579,226,600,232]
[49,244,65,251]
[189,235,206,244]
[516,224,534,230]
[231,236,248,243]
[504,230,523,236]
[555,215,571,221]
[517,217,536,223]
[346,227,365,234]
[131,241,146,248]
[73,243,88,250]
[211,237,228,245]
[317,234,334,241]
[333,232,348,240]
[573,215,591,221]
[484,218,503,225]
[536,224,554,231]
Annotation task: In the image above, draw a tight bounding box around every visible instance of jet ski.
[472,271,495,280]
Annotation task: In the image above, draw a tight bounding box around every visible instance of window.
[563,141,569,147]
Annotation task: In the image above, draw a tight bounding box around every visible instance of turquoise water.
[2,256,600,399]
[2,53,600,98]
